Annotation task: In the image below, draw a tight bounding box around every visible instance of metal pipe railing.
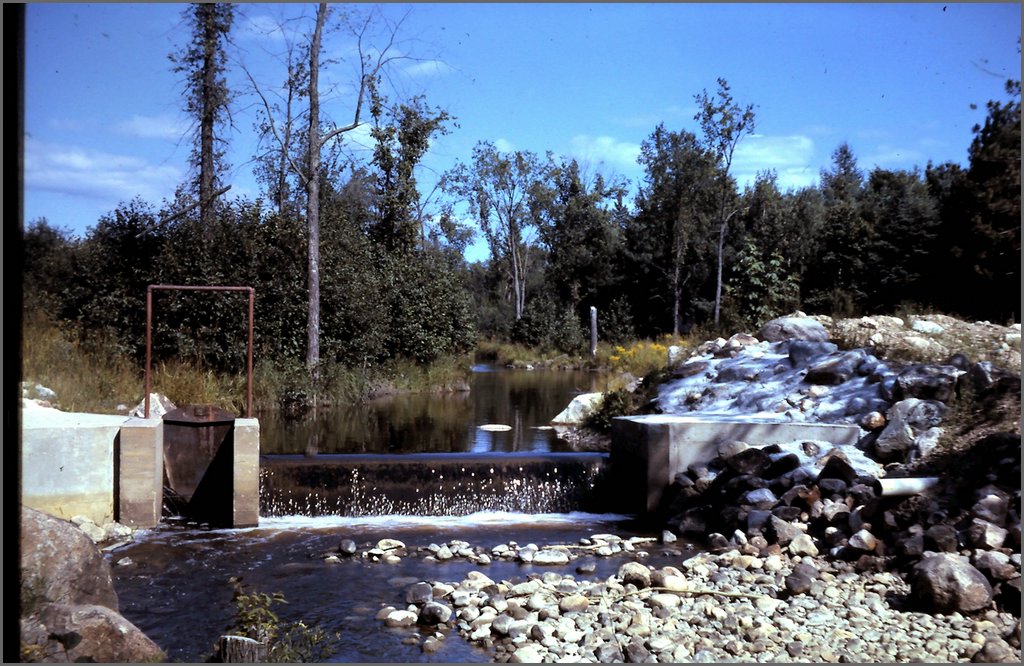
[144,284,255,419]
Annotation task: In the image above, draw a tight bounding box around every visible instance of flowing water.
[109,365,657,662]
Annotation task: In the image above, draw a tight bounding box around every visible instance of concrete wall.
[232,418,260,528]
[611,414,862,514]
[118,417,164,528]
[22,405,259,529]
[21,406,128,524]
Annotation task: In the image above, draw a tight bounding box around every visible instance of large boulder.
[874,398,948,459]
[20,604,164,663]
[758,315,830,343]
[550,392,604,425]
[20,506,118,610]
[20,506,164,663]
[805,349,869,385]
[910,553,994,614]
[896,364,963,402]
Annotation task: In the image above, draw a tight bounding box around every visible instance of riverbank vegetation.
[18,4,1019,414]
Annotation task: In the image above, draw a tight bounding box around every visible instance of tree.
[247,18,308,219]
[859,167,940,310]
[444,141,548,321]
[694,78,755,325]
[629,124,718,335]
[530,158,622,321]
[804,142,873,315]
[963,78,1021,321]
[170,3,235,231]
[252,3,407,385]
[368,87,452,254]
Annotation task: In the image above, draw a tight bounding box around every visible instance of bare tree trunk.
[713,217,726,325]
[199,4,218,232]
[305,3,327,387]
[673,258,682,337]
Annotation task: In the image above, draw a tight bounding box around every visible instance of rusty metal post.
[145,287,153,418]
[247,288,254,418]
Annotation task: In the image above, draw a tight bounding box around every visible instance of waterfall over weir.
[259,452,614,517]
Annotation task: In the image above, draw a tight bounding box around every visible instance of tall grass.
[20,309,474,415]
[21,310,142,413]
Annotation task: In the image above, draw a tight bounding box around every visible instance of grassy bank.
[20,310,473,416]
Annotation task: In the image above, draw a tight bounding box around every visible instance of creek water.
[109,365,659,663]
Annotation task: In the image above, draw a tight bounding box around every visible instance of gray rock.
[787,340,839,367]
[490,614,514,635]
[618,562,652,589]
[972,551,1016,582]
[384,609,418,627]
[406,582,433,604]
[788,534,819,557]
[758,316,830,343]
[533,549,570,565]
[21,507,119,611]
[967,518,1008,550]
[624,636,652,663]
[806,350,869,385]
[972,635,1017,663]
[910,553,993,613]
[769,516,803,546]
[511,644,543,663]
[896,364,962,402]
[875,398,948,458]
[742,488,778,508]
[848,529,879,553]
[339,538,357,555]
[21,603,164,663]
[972,486,1010,524]
[418,601,453,625]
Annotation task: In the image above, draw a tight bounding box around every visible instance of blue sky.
[23,3,1021,261]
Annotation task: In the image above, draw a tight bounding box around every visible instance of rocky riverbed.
[373,548,1020,663]
[361,313,1021,663]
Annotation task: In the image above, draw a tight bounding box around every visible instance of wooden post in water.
[590,306,598,359]
[217,635,267,662]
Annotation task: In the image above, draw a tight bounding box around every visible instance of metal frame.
[144,285,255,418]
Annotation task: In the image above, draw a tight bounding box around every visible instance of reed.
[21,309,474,415]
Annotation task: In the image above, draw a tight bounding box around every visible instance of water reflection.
[257,366,605,455]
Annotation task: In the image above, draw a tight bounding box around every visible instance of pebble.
[376,544,1021,664]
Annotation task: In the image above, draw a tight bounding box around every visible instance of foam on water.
[657,340,893,425]
[250,510,634,532]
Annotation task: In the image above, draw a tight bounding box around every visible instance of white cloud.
[494,138,516,153]
[115,114,190,140]
[731,134,817,191]
[568,134,642,174]
[402,59,455,78]
[24,137,183,204]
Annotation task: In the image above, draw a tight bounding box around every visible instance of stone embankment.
[365,312,1020,662]
[380,553,1019,663]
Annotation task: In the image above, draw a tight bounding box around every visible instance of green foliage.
[511,294,585,354]
[584,366,673,433]
[725,238,800,330]
[584,386,638,433]
[225,578,338,663]
[627,123,719,336]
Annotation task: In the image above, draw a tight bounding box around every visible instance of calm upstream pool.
[255,365,610,455]
[109,365,659,662]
